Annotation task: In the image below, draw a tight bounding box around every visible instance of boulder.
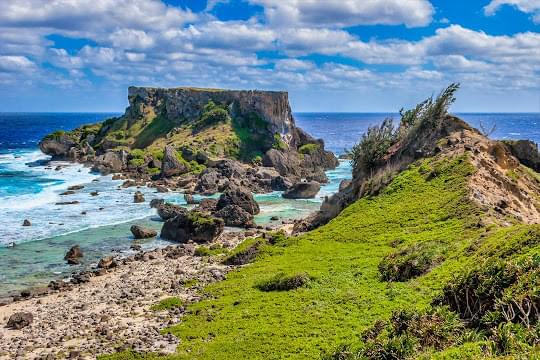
[39,133,77,159]
[156,203,188,221]
[7,312,33,329]
[98,256,117,269]
[156,185,168,193]
[271,176,292,191]
[92,151,125,174]
[160,210,224,243]
[217,186,260,215]
[130,225,157,239]
[64,245,83,265]
[282,181,321,199]
[22,219,31,227]
[161,145,188,177]
[263,149,301,176]
[214,204,254,228]
[134,191,145,203]
[195,168,221,194]
[306,168,329,184]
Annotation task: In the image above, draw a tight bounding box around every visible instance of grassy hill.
[100,86,540,359]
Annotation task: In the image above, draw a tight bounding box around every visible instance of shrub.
[299,143,320,155]
[440,256,540,327]
[272,133,287,151]
[379,241,446,282]
[196,100,230,129]
[150,297,184,311]
[148,167,160,175]
[130,149,145,159]
[151,149,164,161]
[256,272,311,292]
[194,245,226,257]
[129,158,145,167]
[350,118,396,174]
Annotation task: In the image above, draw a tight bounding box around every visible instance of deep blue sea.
[0,112,538,295]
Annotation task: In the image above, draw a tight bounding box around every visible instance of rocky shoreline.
[0,225,284,359]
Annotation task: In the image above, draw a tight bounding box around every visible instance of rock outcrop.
[161,145,189,177]
[160,210,224,243]
[217,186,260,215]
[64,245,83,265]
[130,225,157,239]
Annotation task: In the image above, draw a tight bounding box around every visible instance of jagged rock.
[130,225,157,239]
[97,256,116,269]
[195,168,221,195]
[150,198,164,209]
[134,191,145,203]
[160,210,224,243]
[184,194,199,205]
[503,140,540,172]
[271,176,292,191]
[92,151,126,174]
[263,149,301,176]
[214,204,254,228]
[161,145,188,178]
[64,245,83,265]
[22,219,31,227]
[217,186,260,215]
[156,203,188,221]
[306,168,329,184]
[339,179,352,191]
[7,312,33,329]
[282,181,321,199]
[197,198,218,213]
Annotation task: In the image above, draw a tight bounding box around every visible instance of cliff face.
[126,87,296,141]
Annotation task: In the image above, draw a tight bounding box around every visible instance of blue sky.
[0,0,539,112]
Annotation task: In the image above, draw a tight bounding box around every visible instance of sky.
[0,0,539,113]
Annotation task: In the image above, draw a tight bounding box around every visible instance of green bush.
[130,149,145,159]
[129,158,145,167]
[379,241,446,282]
[299,143,320,155]
[350,118,396,174]
[272,133,287,151]
[151,149,164,161]
[255,272,311,292]
[196,100,230,129]
[148,167,160,175]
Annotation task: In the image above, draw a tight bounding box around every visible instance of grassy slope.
[101,154,540,359]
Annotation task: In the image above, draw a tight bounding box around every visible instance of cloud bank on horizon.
[0,0,539,112]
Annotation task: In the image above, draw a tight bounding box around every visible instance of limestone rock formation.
[161,145,189,178]
[217,186,260,215]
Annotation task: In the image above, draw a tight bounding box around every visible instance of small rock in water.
[67,185,84,191]
[7,312,33,329]
[130,225,157,239]
[134,191,145,203]
[60,190,75,196]
[65,245,83,265]
[55,201,80,206]
[156,185,169,193]
[22,219,31,227]
[90,191,99,196]
[270,216,279,221]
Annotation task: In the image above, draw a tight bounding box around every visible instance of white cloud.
[0,56,36,73]
[250,0,434,28]
[484,0,540,23]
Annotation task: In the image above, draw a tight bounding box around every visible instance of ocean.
[0,112,538,295]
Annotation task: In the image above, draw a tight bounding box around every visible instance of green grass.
[150,297,184,311]
[100,153,540,359]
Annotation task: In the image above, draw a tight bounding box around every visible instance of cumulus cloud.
[484,0,540,23]
[250,0,434,28]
